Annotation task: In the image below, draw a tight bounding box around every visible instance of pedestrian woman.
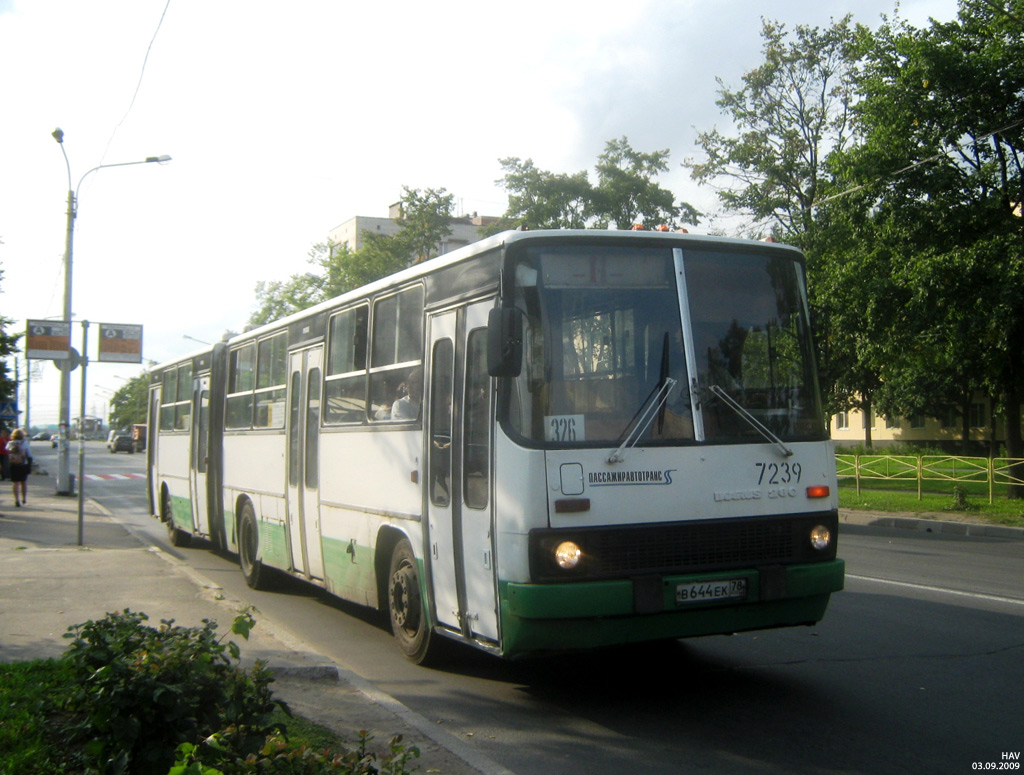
[6,428,31,507]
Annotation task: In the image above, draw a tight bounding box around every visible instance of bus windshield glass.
[505,242,824,447]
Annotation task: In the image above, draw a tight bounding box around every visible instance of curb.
[840,515,1024,540]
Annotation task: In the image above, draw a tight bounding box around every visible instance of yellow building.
[830,397,1021,453]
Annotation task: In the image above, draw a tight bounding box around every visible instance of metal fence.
[835,454,1024,504]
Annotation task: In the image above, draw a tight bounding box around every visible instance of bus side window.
[463,329,489,509]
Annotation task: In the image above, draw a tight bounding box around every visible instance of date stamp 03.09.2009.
[972,753,1021,770]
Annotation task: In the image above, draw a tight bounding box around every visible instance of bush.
[170,730,420,775]
[61,609,285,775]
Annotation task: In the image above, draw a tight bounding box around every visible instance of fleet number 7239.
[755,461,802,485]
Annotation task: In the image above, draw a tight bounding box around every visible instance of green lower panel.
[259,520,290,569]
[500,559,845,658]
[321,537,376,603]
[170,495,193,531]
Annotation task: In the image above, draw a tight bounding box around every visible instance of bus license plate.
[676,578,748,606]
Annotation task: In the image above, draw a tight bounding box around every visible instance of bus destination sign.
[98,323,143,363]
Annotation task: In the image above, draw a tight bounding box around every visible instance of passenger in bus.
[392,368,423,421]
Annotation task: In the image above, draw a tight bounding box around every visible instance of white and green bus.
[147,229,844,662]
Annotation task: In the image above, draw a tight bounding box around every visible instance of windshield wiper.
[708,384,792,457]
[608,377,678,464]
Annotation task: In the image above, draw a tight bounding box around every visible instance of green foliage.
[61,609,284,775]
[170,730,420,775]
[109,373,151,431]
[492,156,593,231]
[496,136,696,231]
[837,0,1024,465]
[687,16,858,236]
[249,187,455,324]
[0,659,78,775]
[948,484,978,512]
[0,260,23,409]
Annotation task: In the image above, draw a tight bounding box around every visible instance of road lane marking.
[847,573,1024,607]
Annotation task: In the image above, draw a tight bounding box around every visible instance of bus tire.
[163,487,191,547]
[388,538,438,664]
[238,501,268,590]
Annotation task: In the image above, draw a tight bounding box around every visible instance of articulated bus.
[147,229,844,663]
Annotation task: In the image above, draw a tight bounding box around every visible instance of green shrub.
[170,729,420,775]
[61,609,285,775]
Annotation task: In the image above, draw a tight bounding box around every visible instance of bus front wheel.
[238,502,268,590]
[388,539,438,664]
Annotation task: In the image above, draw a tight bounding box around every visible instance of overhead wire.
[816,117,1024,206]
[97,0,173,168]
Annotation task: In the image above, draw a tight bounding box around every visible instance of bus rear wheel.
[238,501,268,590]
[163,488,190,547]
[388,538,440,664]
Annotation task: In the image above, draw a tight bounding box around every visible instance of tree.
[494,137,698,231]
[592,136,689,229]
[109,373,150,430]
[841,0,1024,482]
[687,16,859,239]
[248,187,456,324]
[491,157,593,231]
[0,259,22,413]
[686,16,870,437]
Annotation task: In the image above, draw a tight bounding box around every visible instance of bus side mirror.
[487,307,523,378]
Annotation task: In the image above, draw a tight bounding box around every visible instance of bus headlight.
[554,541,583,569]
[809,525,832,551]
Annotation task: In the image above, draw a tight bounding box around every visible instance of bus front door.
[286,347,325,580]
[426,301,498,644]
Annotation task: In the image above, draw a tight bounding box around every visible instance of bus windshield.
[505,242,825,447]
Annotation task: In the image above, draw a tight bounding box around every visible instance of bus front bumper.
[499,559,845,657]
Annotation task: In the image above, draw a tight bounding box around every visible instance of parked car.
[106,430,134,453]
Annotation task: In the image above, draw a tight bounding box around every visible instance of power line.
[99,0,173,164]
[817,117,1024,205]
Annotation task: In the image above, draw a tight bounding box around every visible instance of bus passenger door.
[190,375,211,536]
[426,311,460,632]
[286,347,325,580]
[426,301,498,644]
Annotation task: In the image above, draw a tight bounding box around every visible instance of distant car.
[32,432,52,441]
[106,430,134,453]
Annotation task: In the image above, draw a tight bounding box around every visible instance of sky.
[0,0,959,426]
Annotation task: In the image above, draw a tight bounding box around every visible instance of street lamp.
[52,128,171,495]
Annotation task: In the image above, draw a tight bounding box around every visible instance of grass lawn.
[838,483,1024,528]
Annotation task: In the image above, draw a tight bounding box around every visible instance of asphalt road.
[49,443,1024,775]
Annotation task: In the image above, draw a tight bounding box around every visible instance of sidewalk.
[0,478,503,775]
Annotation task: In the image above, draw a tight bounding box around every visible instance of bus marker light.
[810,525,832,551]
[555,541,583,569]
[806,485,830,499]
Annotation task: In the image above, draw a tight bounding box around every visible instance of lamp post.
[52,128,171,495]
